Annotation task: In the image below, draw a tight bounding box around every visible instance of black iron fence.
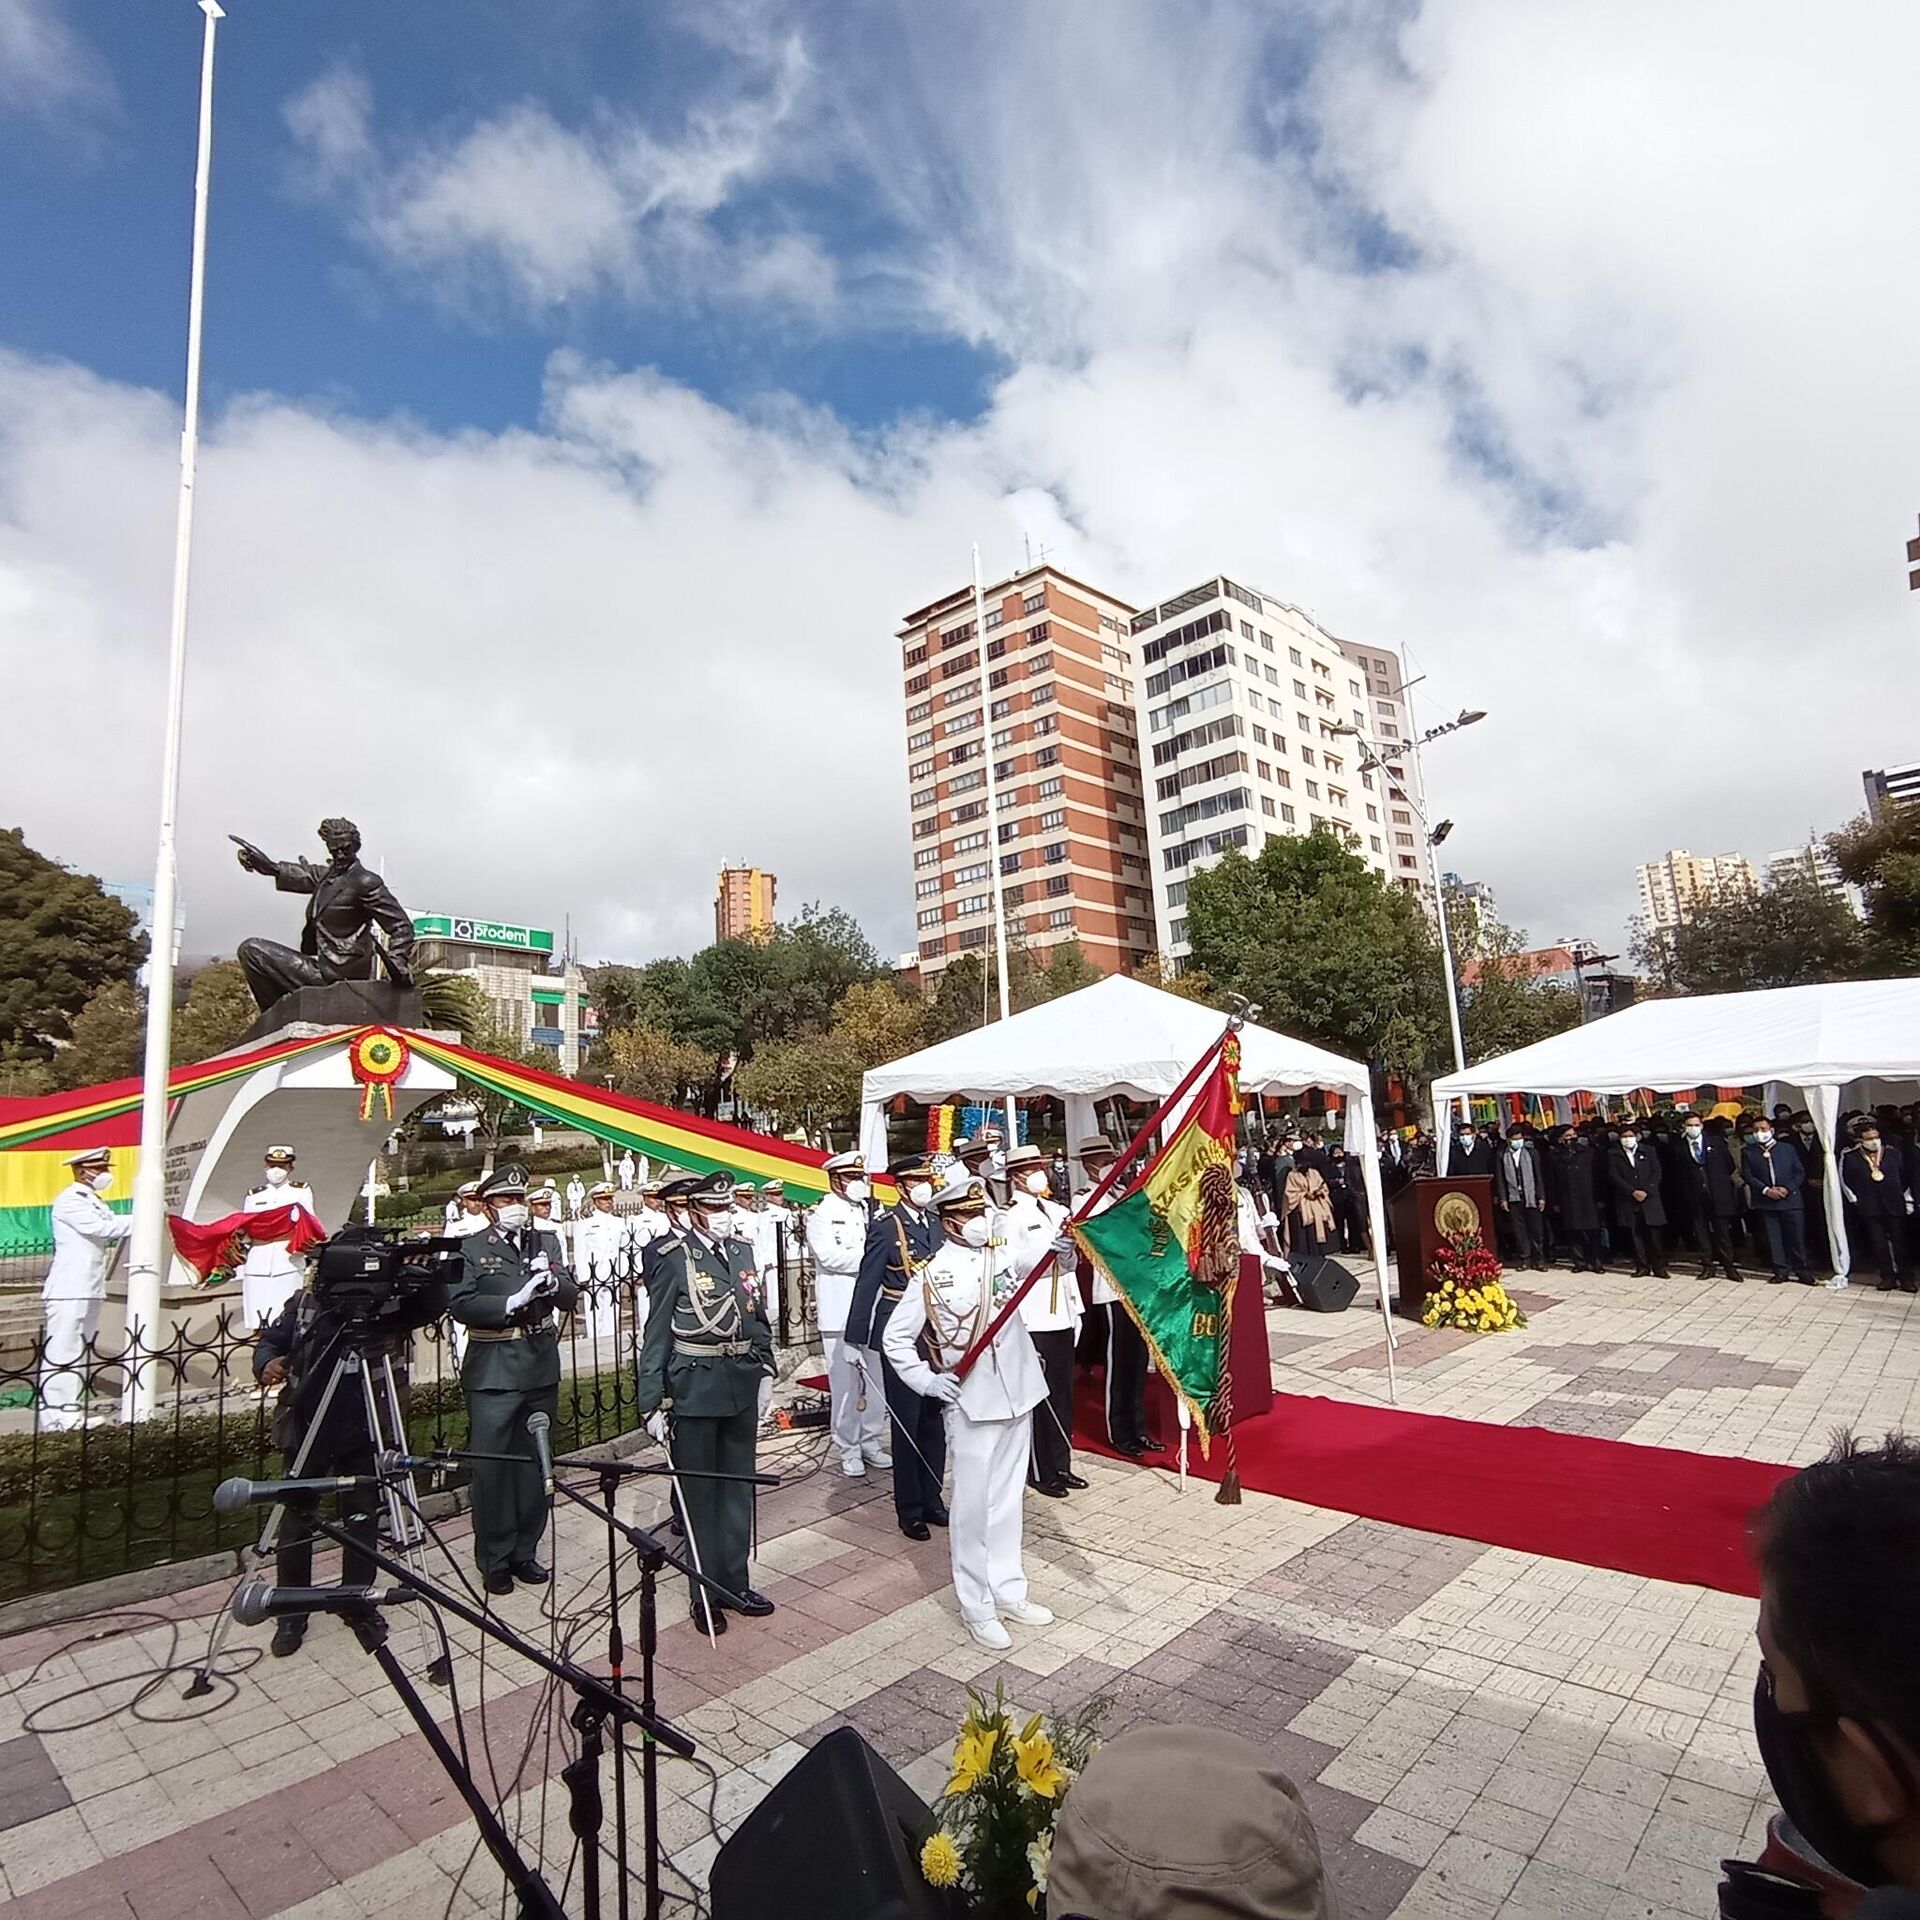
[0,1228,817,1606]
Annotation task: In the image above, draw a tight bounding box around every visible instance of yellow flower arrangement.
[920,1831,962,1887]
[947,1722,999,1794]
[1421,1231,1528,1332]
[1012,1721,1068,1799]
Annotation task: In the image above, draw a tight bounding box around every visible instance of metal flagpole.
[125,0,226,1422]
[970,547,1019,1147]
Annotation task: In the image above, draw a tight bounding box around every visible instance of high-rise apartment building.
[1441,872,1499,951]
[1765,841,1865,920]
[1129,577,1422,959]
[1864,760,1920,823]
[898,565,1152,981]
[714,866,777,943]
[1635,850,1757,933]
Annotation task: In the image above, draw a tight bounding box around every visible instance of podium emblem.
[1434,1192,1482,1239]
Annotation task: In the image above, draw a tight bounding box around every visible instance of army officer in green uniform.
[637,1172,776,1634]
[448,1163,578,1596]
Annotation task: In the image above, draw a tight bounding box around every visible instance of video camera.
[311,1224,462,1327]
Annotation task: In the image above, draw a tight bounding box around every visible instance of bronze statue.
[232,818,416,1014]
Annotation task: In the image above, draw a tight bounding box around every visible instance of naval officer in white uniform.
[803,1151,888,1476]
[42,1147,132,1431]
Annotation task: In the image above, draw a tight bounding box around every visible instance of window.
[1263,664,1278,686]
[1147,678,1234,732]
[990,697,1012,720]
[1144,643,1233,699]
[957,926,988,949]
[944,709,979,734]
[1139,606,1231,666]
[1023,592,1045,615]
[994,757,1017,780]
[950,801,985,823]
[1261,795,1277,817]
[1150,712,1243,764]
[1289,647,1303,666]
[1293,679,1308,699]
[1027,623,1051,647]
[1046,908,1073,930]
[911,786,936,811]
[1394,831,1416,848]
[1366,803,1378,821]
[1045,875,1071,898]
[1259,631,1273,650]
[1028,652,1052,675]
[1030,683,1055,705]
[1256,760,1272,781]
[1033,744,1060,768]
[913,818,939,839]
[955,893,990,917]
[997,821,1020,843]
[1039,808,1067,831]
[1045,841,1068,865]
[1251,724,1268,746]
[1399,855,1418,871]
[996,789,1018,812]
[988,668,1010,690]
[1166,880,1189,908]
[1392,809,1412,825]
[1313,659,1330,678]
[1324,754,1342,774]
[948,769,984,794]
[920,936,945,958]
[1370,836,1382,852]
[991,725,1016,749]
[940,655,973,680]
[1275,767,1292,788]
[903,646,928,669]
[950,742,979,764]
[1001,853,1022,877]
[1280,804,1296,823]
[941,621,975,648]
[908,728,933,751]
[916,907,944,929]
[1298,714,1312,733]
[985,638,1006,662]
[907,701,931,723]
[915,877,941,899]
[1239,620,1253,639]
[1244,652,1259,673]
[954,861,990,885]
[1162,824,1250,870]
[1305,779,1320,800]
[909,758,933,780]
[1159,787,1248,837]
[1032,712,1058,736]
[953,830,988,852]
[906,673,930,696]
[914,847,939,869]
[1004,882,1025,905]
[1300,745,1315,766]
[1328,788,1347,809]
[942,682,979,708]
[1037,776,1064,799]
[985,606,1004,629]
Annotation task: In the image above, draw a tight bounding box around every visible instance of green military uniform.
[448,1219,577,1584]
[636,1223,773,1618]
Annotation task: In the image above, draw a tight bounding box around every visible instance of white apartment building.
[1129,577,1424,960]
[1635,851,1758,934]
[1765,841,1865,920]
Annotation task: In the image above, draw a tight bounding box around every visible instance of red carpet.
[1076,1380,1793,1598]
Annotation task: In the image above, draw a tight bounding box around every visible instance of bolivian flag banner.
[1071,1033,1246,1464]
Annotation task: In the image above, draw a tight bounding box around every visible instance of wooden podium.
[1387,1176,1496,1320]
[1144,1254,1274,1441]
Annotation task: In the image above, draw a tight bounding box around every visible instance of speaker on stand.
[1291,1253,1359,1313]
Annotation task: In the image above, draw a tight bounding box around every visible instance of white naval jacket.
[805,1192,870,1334]
[44,1181,132,1301]
[571,1208,634,1283]
[1004,1192,1083,1336]
[1073,1184,1120,1307]
[240,1181,317,1288]
[882,1237,1047,1424]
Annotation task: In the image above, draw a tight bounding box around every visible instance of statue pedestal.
[241,981,425,1044]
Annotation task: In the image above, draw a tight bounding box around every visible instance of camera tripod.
[190,1324,448,1695]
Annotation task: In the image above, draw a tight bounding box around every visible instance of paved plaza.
[0,1267,1915,1920]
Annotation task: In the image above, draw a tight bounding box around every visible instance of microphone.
[527,1410,554,1495]
[230,1577,420,1626]
[213,1474,380,1514]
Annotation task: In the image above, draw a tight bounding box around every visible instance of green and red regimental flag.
[1070,1033,1247,1456]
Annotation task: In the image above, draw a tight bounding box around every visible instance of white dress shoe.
[965,1618,1013,1651]
[840,1453,867,1478]
[863,1446,893,1468]
[1001,1600,1053,1628]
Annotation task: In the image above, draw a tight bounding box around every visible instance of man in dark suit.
[1674,1114,1743,1283]
[1493,1127,1549,1270]
[1451,1124,1497,1182]
[1741,1123,1815,1285]
[1546,1127,1605,1272]
[846,1155,948,1541]
[1606,1126,1670,1277]
[447,1164,578,1596]
[1841,1121,1913,1292]
[232,817,416,1012]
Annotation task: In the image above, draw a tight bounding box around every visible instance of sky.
[4,0,1918,974]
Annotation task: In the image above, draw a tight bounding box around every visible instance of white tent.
[1428,978,1920,1275]
[859,974,1396,1350]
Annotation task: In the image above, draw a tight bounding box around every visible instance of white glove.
[927,1372,965,1406]
[530,1251,550,1275]
[1051,1233,1076,1257]
[504,1273,558,1315]
[646,1410,670,1444]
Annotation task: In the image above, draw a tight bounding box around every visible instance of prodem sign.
[413,913,556,955]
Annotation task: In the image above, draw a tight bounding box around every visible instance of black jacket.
[1546,1140,1601,1231]
[268,854,416,981]
[1673,1134,1741,1222]
[1451,1138,1497,1181]
[846,1204,942,1349]
[1841,1142,1908,1220]
[1606,1145,1667,1226]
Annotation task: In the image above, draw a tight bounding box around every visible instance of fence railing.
[0,1230,817,1607]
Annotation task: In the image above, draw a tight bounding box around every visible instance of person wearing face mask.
[571,1181,636,1343]
[447,1163,578,1596]
[1605,1124,1671,1278]
[640,1167,696,1297]
[1673,1114,1744,1285]
[847,1156,945,1538]
[41,1148,132,1432]
[1743,1121,1816,1286]
[1450,1122,1498,1183]
[1003,1144,1085,1500]
[805,1151,888,1477]
[637,1173,777,1633]
[882,1180,1051,1651]
[948,1130,1010,1208]
[239,1146,319,1329]
[444,1180,487,1238]
[1727,1433,1920,1916]
[1842,1123,1913,1293]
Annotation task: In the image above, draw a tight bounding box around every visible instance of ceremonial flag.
[168,1205,329,1287]
[1070,1032,1247,1487]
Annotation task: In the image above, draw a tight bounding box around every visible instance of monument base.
[241,981,425,1044]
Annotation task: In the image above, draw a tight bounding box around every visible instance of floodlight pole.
[970,547,1019,1146]
[125,0,225,1421]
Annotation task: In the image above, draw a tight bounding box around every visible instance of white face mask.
[842,1179,870,1205]
[693,1208,731,1237]
[1684,1126,1703,1140]
[960,1218,990,1249]
[1619,1137,1638,1153]
[906,1181,934,1209]
[264,1166,290,1186]
[88,1170,114,1193]
[1754,1131,1773,1147]
[1022,1170,1050,1195]
[493,1202,529,1230]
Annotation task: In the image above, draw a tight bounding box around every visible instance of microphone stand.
[307,1514,696,1920]
[549,1455,778,1920]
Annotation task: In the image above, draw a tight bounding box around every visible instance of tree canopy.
[1447,893,1583,1063]
[1830,808,1920,975]
[0,829,147,1060]
[1183,829,1446,1076]
[1631,868,1866,995]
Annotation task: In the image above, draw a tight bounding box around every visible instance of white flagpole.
[970,547,1018,1148]
[125,0,225,1422]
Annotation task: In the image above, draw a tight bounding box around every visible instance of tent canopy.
[1429,979,1920,1101]
[860,973,1373,1107]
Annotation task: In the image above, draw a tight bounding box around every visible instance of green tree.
[1630,869,1866,994]
[1446,898,1583,1063]
[1184,828,1447,1078]
[458,1020,555,1173]
[419,971,489,1040]
[737,979,926,1136]
[1130,953,1221,1005]
[1009,937,1103,1011]
[923,953,988,1042]
[595,1023,710,1107]
[52,982,145,1088]
[171,960,256,1063]
[1829,808,1920,973]
[0,829,147,1059]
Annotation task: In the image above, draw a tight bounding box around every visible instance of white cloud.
[9,2,1920,976]
[0,0,112,127]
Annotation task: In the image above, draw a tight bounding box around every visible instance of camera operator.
[251,1238,449,1658]
[447,1164,577,1597]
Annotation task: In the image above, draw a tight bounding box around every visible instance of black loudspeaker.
[711,1725,949,1919]
[1293,1253,1359,1313]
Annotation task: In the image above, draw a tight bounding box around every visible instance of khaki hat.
[1003,1144,1047,1171]
[1046,1726,1337,1920]
[1075,1135,1118,1160]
